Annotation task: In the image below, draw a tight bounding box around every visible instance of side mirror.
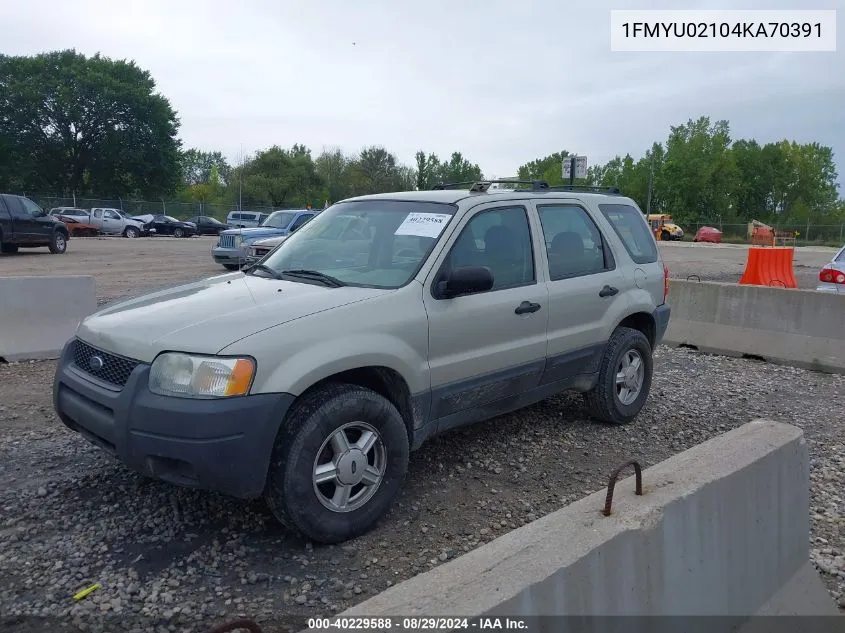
[436,266,494,299]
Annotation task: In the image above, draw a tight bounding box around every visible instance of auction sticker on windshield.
[394,213,452,238]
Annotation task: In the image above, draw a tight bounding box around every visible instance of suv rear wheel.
[264,383,409,543]
[583,326,653,425]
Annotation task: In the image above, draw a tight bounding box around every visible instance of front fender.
[219,284,431,398]
[258,334,429,397]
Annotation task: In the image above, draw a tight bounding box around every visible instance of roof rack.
[432,180,550,192]
[546,185,623,195]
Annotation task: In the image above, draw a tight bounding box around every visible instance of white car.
[817,244,845,293]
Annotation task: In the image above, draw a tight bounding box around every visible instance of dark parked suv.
[0,194,70,254]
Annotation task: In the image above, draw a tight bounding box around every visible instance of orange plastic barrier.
[738,247,798,288]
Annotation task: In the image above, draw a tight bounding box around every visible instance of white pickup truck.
[89,208,150,237]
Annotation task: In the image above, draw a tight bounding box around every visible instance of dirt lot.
[1,236,843,631]
[0,236,837,305]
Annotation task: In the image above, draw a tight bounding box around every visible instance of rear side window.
[598,204,658,264]
[835,247,845,263]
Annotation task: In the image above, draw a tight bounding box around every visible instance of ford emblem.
[89,355,104,371]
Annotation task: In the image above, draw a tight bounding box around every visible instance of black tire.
[223,264,239,271]
[1,243,18,254]
[264,383,409,543]
[173,227,185,238]
[660,230,670,241]
[583,326,653,425]
[49,231,68,254]
[124,226,139,238]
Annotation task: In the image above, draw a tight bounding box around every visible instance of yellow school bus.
[647,214,684,241]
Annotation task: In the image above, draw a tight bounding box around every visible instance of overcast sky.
[3,0,843,188]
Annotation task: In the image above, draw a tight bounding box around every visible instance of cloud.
[2,0,842,188]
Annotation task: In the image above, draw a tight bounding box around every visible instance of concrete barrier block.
[0,276,96,361]
[663,280,845,374]
[318,421,838,624]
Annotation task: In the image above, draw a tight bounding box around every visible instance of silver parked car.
[53,181,670,543]
[817,244,845,293]
[243,234,290,267]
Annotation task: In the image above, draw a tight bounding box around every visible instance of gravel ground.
[1,348,843,631]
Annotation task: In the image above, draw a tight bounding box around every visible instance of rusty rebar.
[206,619,264,633]
[602,459,643,516]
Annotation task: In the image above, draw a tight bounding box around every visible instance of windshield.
[262,211,297,229]
[164,216,180,222]
[260,200,458,289]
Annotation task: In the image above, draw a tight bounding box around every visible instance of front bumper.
[53,339,295,499]
[212,246,245,265]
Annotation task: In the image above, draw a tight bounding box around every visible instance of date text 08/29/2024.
[307,617,529,630]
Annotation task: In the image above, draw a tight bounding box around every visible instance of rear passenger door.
[4,196,41,240]
[532,200,631,385]
[423,203,549,428]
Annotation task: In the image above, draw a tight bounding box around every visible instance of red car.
[694,226,722,243]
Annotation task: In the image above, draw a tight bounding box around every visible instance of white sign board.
[562,155,588,180]
[394,212,452,238]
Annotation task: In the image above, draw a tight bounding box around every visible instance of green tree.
[180,149,231,186]
[0,49,181,197]
[661,116,739,225]
[315,148,352,203]
[233,144,322,207]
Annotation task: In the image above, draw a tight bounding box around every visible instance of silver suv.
[53,181,670,543]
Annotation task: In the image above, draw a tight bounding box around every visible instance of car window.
[19,197,43,217]
[444,206,535,291]
[290,213,314,231]
[835,247,845,264]
[163,216,179,222]
[263,211,297,229]
[261,200,457,289]
[3,196,28,219]
[598,203,658,264]
[537,204,612,280]
[104,210,121,220]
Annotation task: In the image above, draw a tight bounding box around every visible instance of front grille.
[71,340,140,389]
[219,234,237,249]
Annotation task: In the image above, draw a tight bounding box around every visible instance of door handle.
[515,301,541,315]
[599,285,619,297]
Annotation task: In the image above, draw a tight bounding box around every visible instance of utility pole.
[646,157,654,214]
[569,155,576,186]
[238,144,243,212]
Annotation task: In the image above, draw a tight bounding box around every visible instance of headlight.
[149,352,256,398]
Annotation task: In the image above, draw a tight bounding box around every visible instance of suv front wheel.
[583,326,653,425]
[265,383,409,543]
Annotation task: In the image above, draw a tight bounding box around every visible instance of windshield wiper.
[280,269,345,287]
[247,264,282,280]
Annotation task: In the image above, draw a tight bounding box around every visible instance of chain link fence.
[688,221,845,246]
[18,193,845,246]
[23,195,277,221]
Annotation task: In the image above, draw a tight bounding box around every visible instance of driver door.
[423,202,549,430]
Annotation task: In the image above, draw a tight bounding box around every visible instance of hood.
[76,273,392,362]
[131,215,154,223]
[221,227,289,238]
[253,235,290,248]
[125,218,146,227]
